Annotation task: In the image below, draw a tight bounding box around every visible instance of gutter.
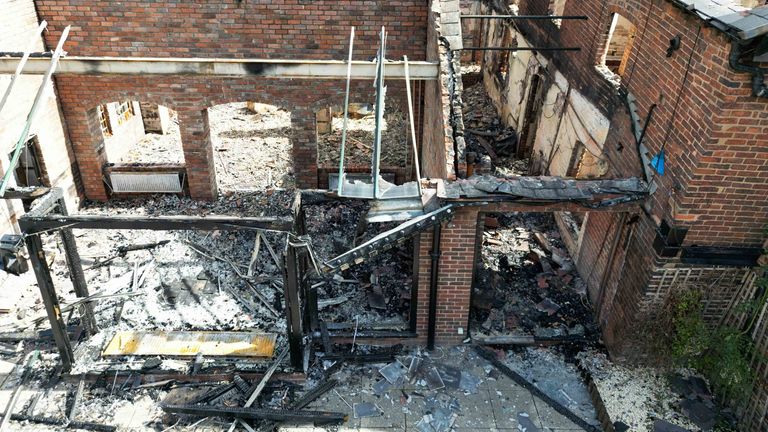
[729,40,768,98]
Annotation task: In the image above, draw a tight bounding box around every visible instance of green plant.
[670,289,758,402]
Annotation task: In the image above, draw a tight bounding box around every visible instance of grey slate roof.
[670,0,768,40]
[440,175,648,203]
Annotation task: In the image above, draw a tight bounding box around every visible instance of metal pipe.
[461,15,588,20]
[457,47,581,51]
[336,27,355,195]
[728,40,768,98]
[427,223,442,351]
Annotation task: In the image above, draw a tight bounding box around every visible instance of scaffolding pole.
[337,27,355,195]
[403,56,422,196]
[0,20,47,115]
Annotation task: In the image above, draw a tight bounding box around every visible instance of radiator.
[109,172,183,193]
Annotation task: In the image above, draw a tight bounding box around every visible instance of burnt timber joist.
[17,188,293,372]
[0,56,439,80]
[18,214,294,234]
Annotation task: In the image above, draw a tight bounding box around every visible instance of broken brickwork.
[35,0,429,200]
[470,0,767,350]
[465,0,768,429]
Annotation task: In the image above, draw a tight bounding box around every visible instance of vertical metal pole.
[372,27,387,199]
[283,244,304,369]
[25,234,73,371]
[0,20,47,115]
[56,198,97,336]
[403,56,423,195]
[1,26,70,196]
[336,27,355,195]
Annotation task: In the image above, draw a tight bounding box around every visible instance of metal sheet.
[102,331,276,357]
[110,172,183,193]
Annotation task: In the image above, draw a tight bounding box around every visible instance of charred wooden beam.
[161,405,346,424]
[24,234,73,371]
[283,245,304,369]
[18,214,294,234]
[0,187,50,200]
[256,379,339,432]
[8,414,115,432]
[474,346,600,432]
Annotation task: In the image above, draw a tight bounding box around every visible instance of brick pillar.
[69,107,109,200]
[290,109,318,189]
[178,109,217,200]
[416,207,480,344]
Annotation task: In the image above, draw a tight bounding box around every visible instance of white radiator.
[109,172,183,193]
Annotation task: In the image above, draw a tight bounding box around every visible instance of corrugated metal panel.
[102,331,277,357]
[110,172,182,193]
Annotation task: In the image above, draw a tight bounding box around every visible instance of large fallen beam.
[18,214,294,234]
[0,55,439,80]
[161,405,346,425]
[7,415,115,432]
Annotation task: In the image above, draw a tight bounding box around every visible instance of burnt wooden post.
[25,233,74,371]
[283,244,304,369]
[55,198,97,336]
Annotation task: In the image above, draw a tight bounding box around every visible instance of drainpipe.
[729,40,768,98]
[427,223,443,351]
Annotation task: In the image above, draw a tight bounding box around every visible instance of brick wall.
[415,200,632,345]
[34,1,428,61]
[0,0,79,231]
[469,0,767,352]
[509,0,768,248]
[34,0,430,200]
[416,206,480,344]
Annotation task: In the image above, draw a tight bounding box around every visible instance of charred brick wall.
[509,0,768,248]
[467,1,767,428]
[470,0,767,353]
[34,0,429,200]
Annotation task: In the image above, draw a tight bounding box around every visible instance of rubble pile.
[209,102,296,191]
[304,201,414,328]
[316,105,408,167]
[462,82,529,175]
[118,109,185,165]
[473,212,595,341]
[309,345,583,431]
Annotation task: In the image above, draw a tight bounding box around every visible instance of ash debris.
[473,212,596,342]
[316,100,409,168]
[461,78,529,176]
[304,201,414,328]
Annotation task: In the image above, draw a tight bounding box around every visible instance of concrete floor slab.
[532,395,583,430]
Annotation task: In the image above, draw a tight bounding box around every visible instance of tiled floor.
[280,346,585,431]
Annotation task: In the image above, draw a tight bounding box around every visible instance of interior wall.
[0,0,79,232]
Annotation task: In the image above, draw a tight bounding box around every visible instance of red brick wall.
[416,207,480,344]
[414,201,634,345]
[35,0,429,200]
[35,1,428,61]
[511,0,768,247]
[55,76,381,199]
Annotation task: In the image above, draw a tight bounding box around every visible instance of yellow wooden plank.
[102,331,276,357]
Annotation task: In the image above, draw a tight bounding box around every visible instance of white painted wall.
[0,0,79,233]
